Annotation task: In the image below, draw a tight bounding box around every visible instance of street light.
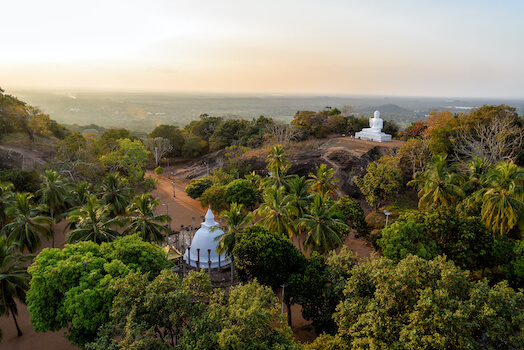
[281,283,288,314]
[154,146,158,167]
[384,210,392,227]
[204,161,209,175]
[171,181,176,197]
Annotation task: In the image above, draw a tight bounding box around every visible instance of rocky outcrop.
[173,137,404,197]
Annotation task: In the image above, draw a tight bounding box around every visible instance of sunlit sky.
[2,0,524,98]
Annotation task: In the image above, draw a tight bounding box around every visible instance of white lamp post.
[384,210,392,227]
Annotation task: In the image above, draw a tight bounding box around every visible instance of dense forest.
[1,87,524,349]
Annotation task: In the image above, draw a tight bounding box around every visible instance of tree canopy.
[27,235,171,347]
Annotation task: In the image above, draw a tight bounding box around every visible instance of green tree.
[300,194,348,254]
[233,225,307,326]
[0,182,14,230]
[185,177,213,199]
[214,202,254,260]
[475,161,524,236]
[149,124,185,157]
[288,247,357,335]
[334,255,524,349]
[354,161,403,211]
[224,179,260,209]
[234,225,306,289]
[200,185,228,214]
[36,170,70,248]
[307,163,339,197]
[184,115,223,141]
[334,196,369,238]
[88,272,298,350]
[181,135,204,158]
[67,181,92,209]
[65,195,123,244]
[99,138,149,183]
[2,193,53,253]
[26,235,171,347]
[98,173,134,218]
[254,185,296,238]
[208,119,250,151]
[378,210,494,272]
[214,280,298,349]
[0,169,40,193]
[124,194,170,244]
[408,155,464,211]
[286,175,312,250]
[0,237,31,337]
[265,144,290,187]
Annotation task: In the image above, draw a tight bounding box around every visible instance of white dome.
[183,207,230,269]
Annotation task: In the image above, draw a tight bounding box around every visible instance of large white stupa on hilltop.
[183,207,230,269]
[355,110,392,142]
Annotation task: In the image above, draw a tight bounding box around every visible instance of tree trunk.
[285,300,292,327]
[10,306,22,336]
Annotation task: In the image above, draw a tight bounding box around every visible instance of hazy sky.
[2,0,524,98]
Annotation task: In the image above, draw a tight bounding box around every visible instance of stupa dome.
[183,207,230,269]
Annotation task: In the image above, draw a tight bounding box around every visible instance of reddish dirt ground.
[0,170,375,348]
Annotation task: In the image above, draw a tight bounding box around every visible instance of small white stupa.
[355,110,392,142]
[183,207,230,269]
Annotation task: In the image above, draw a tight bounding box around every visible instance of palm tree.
[2,193,53,253]
[475,161,524,236]
[458,157,492,216]
[66,195,123,244]
[67,181,92,209]
[462,157,492,195]
[299,193,348,254]
[0,236,31,336]
[408,155,465,210]
[123,194,170,244]
[254,185,296,238]
[0,181,14,230]
[36,170,70,248]
[285,175,312,250]
[98,173,133,217]
[264,144,290,188]
[214,202,254,258]
[307,163,339,197]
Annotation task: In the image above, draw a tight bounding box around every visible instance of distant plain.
[12,90,524,132]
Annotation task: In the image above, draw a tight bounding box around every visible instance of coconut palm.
[285,175,312,250]
[36,170,70,247]
[0,236,31,336]
[254,185,296,238]
[264,144,290,188]
[66,195,123,244]
[408,155,465,210]
[214,202,254,258]
[0,181,14,230]
[458,157,493,216]
[123,194,170,244]
[307,163,339,197]
[68,181,92,209]
[475,161,524,236]
[98,173,133,217]
[300,193,348,254]
[2,193,53,253]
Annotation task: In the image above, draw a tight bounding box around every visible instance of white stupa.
[355,110,392,142]
[183,207,230,269]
